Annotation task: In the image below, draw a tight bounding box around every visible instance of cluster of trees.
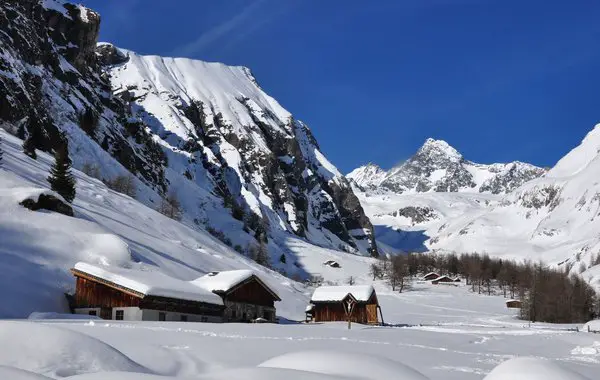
[370,252,599,323]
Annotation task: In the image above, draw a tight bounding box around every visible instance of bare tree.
[388,255,410,293]
[158,191,182,221]
[369,262,383,280]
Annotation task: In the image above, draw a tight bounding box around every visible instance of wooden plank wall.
[227,278,276,307]
[74,277,141,308]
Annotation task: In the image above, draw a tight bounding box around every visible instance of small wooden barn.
[506,299,522,309]
[192,270,281,323]
[309,285,382,325]
[432,275,455,285]
[71,262,224,322]
[422,272,440,281]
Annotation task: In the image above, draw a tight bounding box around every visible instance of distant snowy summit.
[348,138,546,195]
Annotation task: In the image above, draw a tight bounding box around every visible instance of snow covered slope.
[431,125,600,285]
[349,138,546,195]
[0,0,377,259]
[0,129,314,318]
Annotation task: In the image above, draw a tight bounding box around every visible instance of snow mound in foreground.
[0,366,52,380]
[0,322,147,377]
[483,357,590,380]
[582,319,600,332]
[70,368,349,380]
[258,350,429,380]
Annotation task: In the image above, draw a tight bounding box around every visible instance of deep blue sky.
[81,0,600,172]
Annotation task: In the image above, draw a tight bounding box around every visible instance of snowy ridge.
[348,138,546,195]
[103,45,377,256]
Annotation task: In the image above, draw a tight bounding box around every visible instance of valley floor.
[4,282,599,380]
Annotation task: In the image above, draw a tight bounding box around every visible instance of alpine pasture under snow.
[2,128,599,379]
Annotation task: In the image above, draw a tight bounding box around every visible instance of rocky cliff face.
[349,138,546,195]
[0,0,378,258]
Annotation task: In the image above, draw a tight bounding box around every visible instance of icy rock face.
[0,0,377,256]
[349,138,546,195]
[102,47,378,256]
[0,0,167,188]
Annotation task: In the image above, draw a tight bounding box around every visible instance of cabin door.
[100,307,112,320]
[366,304,378,324]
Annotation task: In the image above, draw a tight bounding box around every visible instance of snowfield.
[0,283,598,379]
[2,126,599,379]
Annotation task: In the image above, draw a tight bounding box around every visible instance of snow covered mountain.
[0,0,377,257]
[431,125,600,286]
[349,138,546,195]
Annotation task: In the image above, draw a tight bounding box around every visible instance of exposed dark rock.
[20,193,74,216]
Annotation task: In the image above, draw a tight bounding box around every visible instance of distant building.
[323,260,341,268]
[309,285,382,325]
[431,275,455,285]
[71,263,224,322]
[193,270,281,323]
[422,272,440,281]
[506,299,522,309]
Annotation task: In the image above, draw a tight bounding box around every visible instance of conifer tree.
[47,137,76,203]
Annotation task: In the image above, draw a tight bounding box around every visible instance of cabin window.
[115,310,124,320]
[201,316,208,322]
[231,310,236,319]
[88,310,97,316]
[180,315,188,322]
[158,312,166,321]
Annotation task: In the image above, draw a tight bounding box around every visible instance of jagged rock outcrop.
[20,193,74,216]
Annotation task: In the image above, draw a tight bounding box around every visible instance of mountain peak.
[419,138,462,161]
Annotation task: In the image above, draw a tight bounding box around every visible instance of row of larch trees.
[370,251,599,324]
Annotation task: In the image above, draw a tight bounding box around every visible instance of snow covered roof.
[422,272,440,279]
[192,270,280,300]
[72,262,224,305]
[310,285,375,303]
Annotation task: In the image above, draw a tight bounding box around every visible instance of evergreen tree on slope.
[47,136,76,203]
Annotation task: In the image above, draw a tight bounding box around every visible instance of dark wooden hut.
[309,285,382,325]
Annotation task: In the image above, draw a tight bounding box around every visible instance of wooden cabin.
[309,285,382,325]
[192,270,281,323]
[71,262,224,322]
[432,275,455,285]
[506,299,522,309]
[422,272,440,281]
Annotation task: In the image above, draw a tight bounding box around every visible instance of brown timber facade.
[312,292,381,325]
[71,269,223,322]
[217,276,280,323]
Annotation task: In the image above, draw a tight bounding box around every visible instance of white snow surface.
[1,282,599,379]
[74,262,224,305]
[259,350,429,380]
[483,357,591,380]
[311,285,375,302]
